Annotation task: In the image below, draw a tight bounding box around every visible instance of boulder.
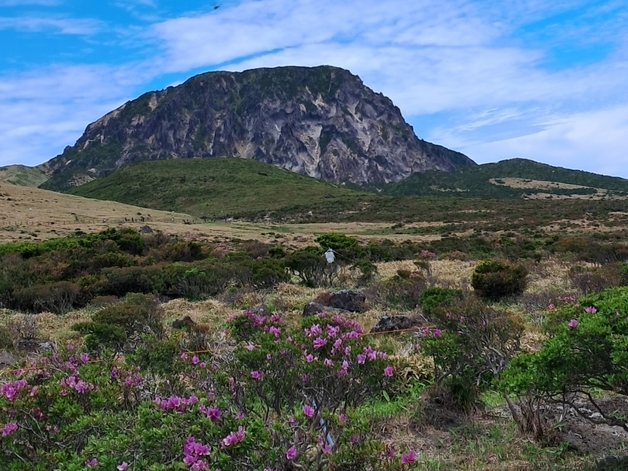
[327,289,367,313]
[0,350,18,365]
[302,302,348,317]
[370,315,424,333]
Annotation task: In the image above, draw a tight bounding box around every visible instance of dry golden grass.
[0,183,452,246]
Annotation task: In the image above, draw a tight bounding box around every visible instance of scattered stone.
[0,350,18,365]
[369,314,424,333]
[302,302,348,317]
[140,225,153,234]
[248,304,272,316]
[327,289,367,313]
[16,339,54,352]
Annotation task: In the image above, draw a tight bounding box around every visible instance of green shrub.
[418,296,524,411]
[499,287,628,433]
[420,287,464,316]
[316,232,363,260]
[471,259,528,301]
[285,246,337,287]
[73,293,164,352]
[12,281,80,313]
[250,258,289,289]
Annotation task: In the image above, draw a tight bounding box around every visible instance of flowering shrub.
[499,286,628,433]
[1,310,416,470]
[416,296,524,410]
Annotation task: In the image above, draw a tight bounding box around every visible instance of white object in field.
[325,248,335,264]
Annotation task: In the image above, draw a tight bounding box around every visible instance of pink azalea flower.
[585,306,597,314]
[250,370,264,380]
[286,446,297,460]
[303,404,315,418]
[116,463,129,471]
[383,365,395,377]
[1,422,18,437]
[221,426,246,447]
[401,450,417,464]
[384,445,396,458]
[85,458,98,467]
[568,319,579,329]
[313,337,327,349]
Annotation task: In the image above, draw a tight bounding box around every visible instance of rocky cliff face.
[40,66,475,190]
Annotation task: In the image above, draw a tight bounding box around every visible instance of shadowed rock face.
[41,65,475,191]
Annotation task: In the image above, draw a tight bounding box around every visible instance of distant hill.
[380,158,628,199]
[67,157,365,219]
[39,65,474,191]
[0,165,48,187]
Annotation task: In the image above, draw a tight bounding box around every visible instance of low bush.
[285,246,338,287]
[471,259,528,301]
[419,287,464,317]
[12,281,80,313]
[568,264,620,295]
[417,296,524,411]
[72,293,164,353]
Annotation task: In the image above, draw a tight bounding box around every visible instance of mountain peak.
[40,65,475,191]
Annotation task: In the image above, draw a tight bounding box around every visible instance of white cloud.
[0,64,151,167]
[460,105,628,178]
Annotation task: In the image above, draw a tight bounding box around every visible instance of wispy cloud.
[0,16,102,34]
[0,64,150,167]
[462,105,628,178]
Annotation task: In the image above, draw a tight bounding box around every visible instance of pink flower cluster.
[183,436,210,470]
[60,376,95,394]
[198,404,222,422]
[221,426,245,447]
[1,379,28,402]
[1,421,18,437]
[154,394,199,412]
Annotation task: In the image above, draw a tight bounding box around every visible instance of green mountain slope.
[381,158,628,198]
[0,164,48,187]
[67,158,363,219]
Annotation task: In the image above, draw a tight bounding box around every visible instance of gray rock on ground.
[0,350,18,365]
[302,302,349,317]
[327,289,367,313]
[369,314,425,333]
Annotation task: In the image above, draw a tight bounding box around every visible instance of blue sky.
[1,0,627,177]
